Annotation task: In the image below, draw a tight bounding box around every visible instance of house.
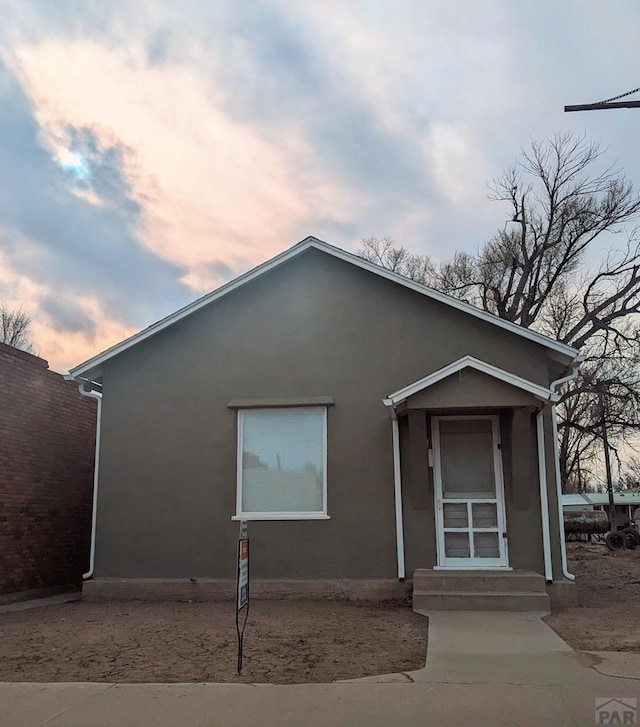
[584,492,640,526]
[68,237,581,610]
[561,492,640,524]
[0,342,97,602]
[561,494,594,511]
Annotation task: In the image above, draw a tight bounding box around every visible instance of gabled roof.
[561,493,594,508]
[383,355,560,407]
[69,236,581,380]
[585,492,640,505]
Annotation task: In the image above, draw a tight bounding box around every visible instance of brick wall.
[0,342,97,597]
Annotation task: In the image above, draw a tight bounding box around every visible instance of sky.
[0,0,639,373]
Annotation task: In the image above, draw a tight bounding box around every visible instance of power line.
[565,85,640,113]
[596,86,640,104]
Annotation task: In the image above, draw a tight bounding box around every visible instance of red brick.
[0,342,96,595]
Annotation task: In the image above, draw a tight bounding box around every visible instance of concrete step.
[413,590,551,612]
[413,570,546,594]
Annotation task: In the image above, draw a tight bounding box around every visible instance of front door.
[432,415,508,568]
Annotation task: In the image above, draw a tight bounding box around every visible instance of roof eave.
[67,236,581,379]
[386,355,560,407]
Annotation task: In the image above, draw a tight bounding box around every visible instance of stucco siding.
[405,369,540,409]
[94,248,559,580]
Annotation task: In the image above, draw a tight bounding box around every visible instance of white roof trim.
[561,494,594,507]
[69,236,580,379]
[384,355,560,407]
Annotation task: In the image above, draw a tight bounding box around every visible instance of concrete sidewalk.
[4,681,638,727]
[2,611,639,727]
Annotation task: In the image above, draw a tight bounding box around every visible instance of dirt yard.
[545,541,640,651]
[0,600,427,684]
[4,544,635,683]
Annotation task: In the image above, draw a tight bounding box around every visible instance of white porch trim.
[383,357,561,582]
[384,355,560,407]
[536,409,554,582]
[388,408,406,580]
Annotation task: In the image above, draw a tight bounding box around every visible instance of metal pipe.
[384,402,406,580]
[77,384,102,580]
[549,361,582,581]
[536,409,554,582]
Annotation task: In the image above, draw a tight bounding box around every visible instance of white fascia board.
[386,355,560,406]
[68,236,580,379]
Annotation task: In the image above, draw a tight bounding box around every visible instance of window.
[235,408,328,520]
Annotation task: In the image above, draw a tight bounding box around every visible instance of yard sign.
[237,535,249,610]
[235,520,249,673]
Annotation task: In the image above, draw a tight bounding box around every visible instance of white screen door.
[432,415,508,568]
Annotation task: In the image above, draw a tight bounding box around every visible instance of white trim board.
[383,355,560,407]
[431,414,509,569]
[68,236,580,380]
[234,406,329,521]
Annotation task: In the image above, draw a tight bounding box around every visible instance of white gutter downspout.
[383,399,405,580]
[549,360,582,582]
[77,384,102,580]
[536,406,554,583]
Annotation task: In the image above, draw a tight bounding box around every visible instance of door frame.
[431,414,510,570]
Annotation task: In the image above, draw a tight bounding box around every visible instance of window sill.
[231,514,331,521]
[433,565,513,571]
[228,397,335,409]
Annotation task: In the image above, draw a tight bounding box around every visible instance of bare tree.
[617,455,640,491]
[436,133,640,333]
[0,301,34,353]
[359,235,436,285]
[358,133,640,489]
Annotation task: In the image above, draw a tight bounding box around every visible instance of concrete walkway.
[2,611,639,727]
[412,610,590,686]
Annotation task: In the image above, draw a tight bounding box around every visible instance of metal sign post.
[235,520,249,674]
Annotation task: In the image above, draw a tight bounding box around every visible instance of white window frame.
[232,406,330,521]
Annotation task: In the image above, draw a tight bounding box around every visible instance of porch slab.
[413,569,551,613]
[414,590,550,612]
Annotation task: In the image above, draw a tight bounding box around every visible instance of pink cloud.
[8,40,358,292]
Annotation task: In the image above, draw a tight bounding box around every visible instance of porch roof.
[383,355,560,408]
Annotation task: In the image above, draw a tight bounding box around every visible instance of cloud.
[0,86,185,318]
[0,0,639,374]
[0,241,136,371]
[5,35,360,277]
[0,58,189,368]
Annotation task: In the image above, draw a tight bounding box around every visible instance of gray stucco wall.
[94,248,564,580]
[405,369,539,409]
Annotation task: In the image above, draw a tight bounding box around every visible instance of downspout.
[77,384,102,580]
[549,360,582,582]
[383,400,406,580]
[535,406,554,582]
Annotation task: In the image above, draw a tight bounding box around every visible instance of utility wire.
[595,86,640,105]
